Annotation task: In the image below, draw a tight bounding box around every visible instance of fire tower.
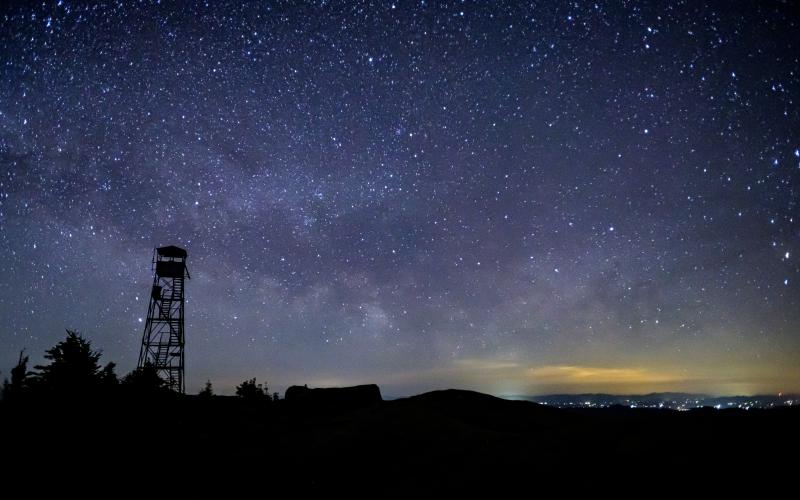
[138,245,189,393]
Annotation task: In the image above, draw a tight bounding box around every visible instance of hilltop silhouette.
[2,330,797,491]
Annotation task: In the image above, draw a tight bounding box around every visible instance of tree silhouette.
[2,350,32,401]
[99,362,119,392]
[235,378,269,401]
[199,380,214,398]
[33,329,114,397]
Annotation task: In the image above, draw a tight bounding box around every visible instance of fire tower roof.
[156,245,187,259]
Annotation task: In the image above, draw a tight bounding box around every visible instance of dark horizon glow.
[1,1,798,397]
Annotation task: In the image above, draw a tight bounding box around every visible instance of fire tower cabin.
[155,245,189,278]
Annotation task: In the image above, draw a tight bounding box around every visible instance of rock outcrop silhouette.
[284,383,382,410]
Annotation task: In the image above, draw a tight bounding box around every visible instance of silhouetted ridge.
[406,388,508,405]
[401,388,553,414]
[385,388,563,435]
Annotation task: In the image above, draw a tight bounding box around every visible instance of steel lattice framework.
[137,245,189,393]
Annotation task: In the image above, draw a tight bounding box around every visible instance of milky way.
[1,1,798,396]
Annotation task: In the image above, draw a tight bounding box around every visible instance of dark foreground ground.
[2,389,797,491]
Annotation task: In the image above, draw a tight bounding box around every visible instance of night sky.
[1,1,799,397]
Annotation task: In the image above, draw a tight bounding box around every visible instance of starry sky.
[1,1,799,397]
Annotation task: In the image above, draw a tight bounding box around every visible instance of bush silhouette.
[121,364,168,396]
[235,378,269,401]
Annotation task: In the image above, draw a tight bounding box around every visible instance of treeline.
[1,329,276,402]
